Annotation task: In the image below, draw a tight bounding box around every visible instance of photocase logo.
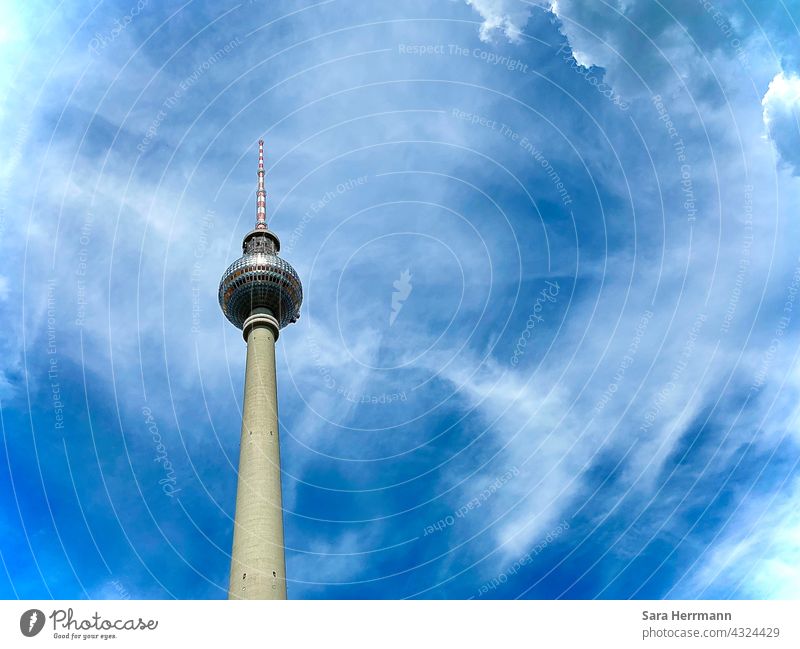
[390,269,413,326]
[20,609,45,637]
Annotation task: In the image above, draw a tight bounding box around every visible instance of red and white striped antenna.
[256,139,267,230]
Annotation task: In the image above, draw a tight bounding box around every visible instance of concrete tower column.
[219,140,302,601]
[228,308,287,600]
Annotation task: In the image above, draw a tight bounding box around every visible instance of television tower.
[218,140,303,599]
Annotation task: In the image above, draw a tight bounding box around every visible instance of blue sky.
[1,0,800,599]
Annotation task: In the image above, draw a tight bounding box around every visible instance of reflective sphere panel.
[219,253,303,329]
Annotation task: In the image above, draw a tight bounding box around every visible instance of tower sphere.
[218,228,303,330]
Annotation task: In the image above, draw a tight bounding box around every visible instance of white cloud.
[762,72,800,175]
[463,0,543,42]
[5,0,800,598]
[675,477,800,598]
[543,0,776,108]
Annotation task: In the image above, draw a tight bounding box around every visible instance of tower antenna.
[256,139,267,230]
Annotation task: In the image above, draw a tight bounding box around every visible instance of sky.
[1,0,800,600]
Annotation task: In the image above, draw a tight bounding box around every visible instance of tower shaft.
[220,141,302,600]
[228,312,287,600]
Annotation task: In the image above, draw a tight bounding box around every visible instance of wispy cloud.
[2,0,800,600]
